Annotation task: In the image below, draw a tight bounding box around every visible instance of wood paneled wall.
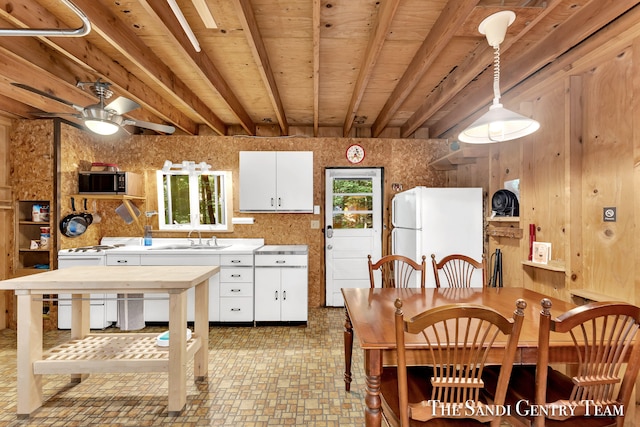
[449,13,640,307]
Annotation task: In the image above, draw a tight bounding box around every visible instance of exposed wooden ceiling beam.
[233,0,288,135]
[0,0,198,134]
[0,91,42,119]
[399,3,562,138]
[72,0,224,135]
[342,0,401,137]
[429,0,638,138]
[371,0,480,138]
[138,0,256,135]
[312,0,321,137]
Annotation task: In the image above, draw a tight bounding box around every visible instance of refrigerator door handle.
[391,228,397,253]
[391,196,398,227]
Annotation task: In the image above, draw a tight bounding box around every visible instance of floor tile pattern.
[0,307,366,427]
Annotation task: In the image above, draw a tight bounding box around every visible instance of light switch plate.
[311,220,320,229]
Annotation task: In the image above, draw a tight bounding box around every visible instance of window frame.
[156,169,233,232]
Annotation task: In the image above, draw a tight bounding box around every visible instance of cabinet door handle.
[117,260,128,264]
[230,308,241,312]
[231,274,241,278]
[283,290,287,300]
[278,197,282,207]
[275,290,278,300]
[270,197,275,207]
[231,288,241,292]
[276,260,286,264]
[231,260,241,263]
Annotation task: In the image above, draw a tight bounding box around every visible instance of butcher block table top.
[0,265,220,419]
[0,265,220,293]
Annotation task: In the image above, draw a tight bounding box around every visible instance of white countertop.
[255,245,308,255]
[98,237,264,255]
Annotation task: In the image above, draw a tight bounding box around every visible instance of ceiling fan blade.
[33,112,81,118]
[11,83,85,112]
[124,119,176,134]
[105,96,140,115]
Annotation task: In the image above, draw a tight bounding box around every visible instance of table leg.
[16,291,42,418]
[344,307,353,391]
[70,293,90,383]
[193,279,209,381]
[168,290,187,416]
[364,349,382,427]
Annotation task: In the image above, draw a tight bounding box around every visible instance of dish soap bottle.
[144,225,153,246]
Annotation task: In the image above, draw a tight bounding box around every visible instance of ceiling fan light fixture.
[458,11,540,144]
[82,108,121,135]
[84,119,120,135]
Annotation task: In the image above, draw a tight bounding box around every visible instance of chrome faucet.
[207,236,218,247]
[187,229,202,246]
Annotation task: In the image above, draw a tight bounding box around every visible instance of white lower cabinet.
[255,249,308,322]
[139,254,221,322]
[219,254,254,322]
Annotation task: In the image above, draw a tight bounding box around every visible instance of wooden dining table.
[0,265,220,419]
[341,286,578,427]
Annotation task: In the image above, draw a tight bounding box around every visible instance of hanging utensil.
[82,198,93,226]
[60,197,89,237]
[91,200,102,223]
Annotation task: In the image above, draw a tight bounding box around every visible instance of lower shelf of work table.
[33,333,202,375]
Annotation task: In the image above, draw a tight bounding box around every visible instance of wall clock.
[346,144,365,164]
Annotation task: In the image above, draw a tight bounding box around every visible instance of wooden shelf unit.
[15,200,52,277]
[486,216,522,239]
[486,216,520,222]
[34,333,202,375]
[521,259,565,272]
[429,146,489,171]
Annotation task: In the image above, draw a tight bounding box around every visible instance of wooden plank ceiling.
[0,0,636,138]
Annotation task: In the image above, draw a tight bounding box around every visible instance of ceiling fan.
[12,79,176,136]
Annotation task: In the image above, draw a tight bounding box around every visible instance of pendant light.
[458,11,540,144]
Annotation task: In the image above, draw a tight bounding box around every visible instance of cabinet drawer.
[220,254,253,267]
[141,254,220,266]
[106,254,141,266]
[255,254,307,267]
[219,297,253,321]
[220,282,253,297]
[220,268,253,283]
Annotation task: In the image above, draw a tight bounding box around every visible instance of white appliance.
[391,187,484,288]
[57,238,141,329]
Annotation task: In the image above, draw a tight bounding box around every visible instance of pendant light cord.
[492,45,502,106]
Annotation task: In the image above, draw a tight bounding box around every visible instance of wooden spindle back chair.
[431,253,487,288]
[368,254,426,288]
[379,298,526,427]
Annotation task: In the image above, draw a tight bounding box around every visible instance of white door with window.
[325,168,382,306]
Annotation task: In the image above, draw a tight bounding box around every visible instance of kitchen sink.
[148,244,230,250]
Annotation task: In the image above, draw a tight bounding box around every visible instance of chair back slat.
[392,298,526,426]
[431,253,487,288]
[533,299,640,426]
[368,254,426,288]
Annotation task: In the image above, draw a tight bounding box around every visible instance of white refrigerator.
[391,187,484,288]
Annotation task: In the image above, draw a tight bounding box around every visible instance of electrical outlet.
[310,220,320,229]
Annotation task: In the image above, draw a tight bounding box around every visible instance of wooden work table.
[0,265,220,418]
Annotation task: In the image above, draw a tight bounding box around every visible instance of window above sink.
[156,161,232,232]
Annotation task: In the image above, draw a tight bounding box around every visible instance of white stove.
[57,238,142,329]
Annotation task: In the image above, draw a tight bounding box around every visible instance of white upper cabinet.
[239,151,313,212]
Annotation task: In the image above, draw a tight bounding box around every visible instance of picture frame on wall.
[532,242,552,264]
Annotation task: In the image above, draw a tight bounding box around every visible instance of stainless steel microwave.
[78,171,144,196]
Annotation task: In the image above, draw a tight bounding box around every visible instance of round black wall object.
[491,189,519,216]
